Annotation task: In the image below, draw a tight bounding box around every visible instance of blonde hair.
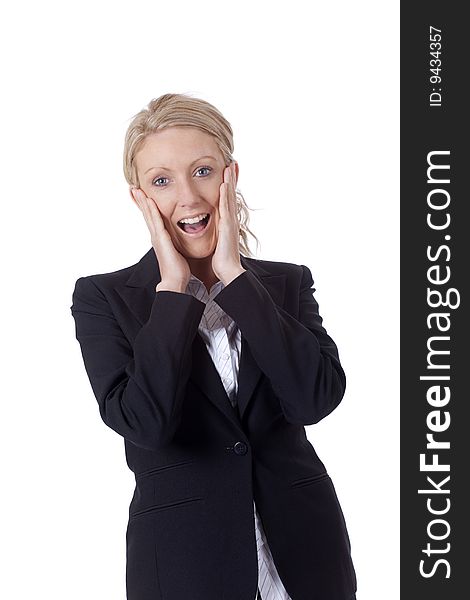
[123,93,260,257]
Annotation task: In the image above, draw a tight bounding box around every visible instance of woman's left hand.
[211,162,246,286]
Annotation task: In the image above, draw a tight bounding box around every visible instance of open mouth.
[177,213,210,235]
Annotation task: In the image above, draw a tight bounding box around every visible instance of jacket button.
[233,441,248,455]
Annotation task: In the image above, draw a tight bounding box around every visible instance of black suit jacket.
[70,247,357,600]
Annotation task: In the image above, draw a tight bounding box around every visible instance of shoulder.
[241,255,314,286]
[75,263,136,285]
[72,264,133,294]
[72,248,153,299]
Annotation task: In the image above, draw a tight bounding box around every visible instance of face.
[132,126,238,260]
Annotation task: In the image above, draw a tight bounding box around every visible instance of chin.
[177,241,216,260]
[172,233,216,259]
[186,247,215,260]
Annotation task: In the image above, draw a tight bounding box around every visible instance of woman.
[70,93,357,600]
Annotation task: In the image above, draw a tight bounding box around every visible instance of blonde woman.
[70,93,357,600]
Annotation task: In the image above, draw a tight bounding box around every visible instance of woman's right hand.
[131,187,191,292]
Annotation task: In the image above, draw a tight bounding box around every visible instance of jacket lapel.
[114,248,286,427]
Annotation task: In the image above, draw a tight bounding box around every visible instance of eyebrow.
[144,155,218,175]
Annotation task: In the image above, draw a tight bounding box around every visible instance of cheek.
[144,189,171,218]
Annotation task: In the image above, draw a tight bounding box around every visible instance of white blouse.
[185,273,292,600]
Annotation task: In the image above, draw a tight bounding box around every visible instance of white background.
[1,1,399,598]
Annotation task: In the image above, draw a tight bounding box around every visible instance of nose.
[175,176,205,209]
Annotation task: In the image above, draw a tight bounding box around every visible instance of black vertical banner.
[401,3,467,599]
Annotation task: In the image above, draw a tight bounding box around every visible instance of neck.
[187,255,219,293]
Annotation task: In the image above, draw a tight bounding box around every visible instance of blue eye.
[152,166,213,187]
[152,176,169,187]
[196,166,212,177]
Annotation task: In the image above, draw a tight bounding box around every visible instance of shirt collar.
[186,273,225,300]
[185,275,233,332]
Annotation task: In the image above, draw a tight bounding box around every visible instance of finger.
[134,189,151,221]
[131,187,143,210]
[144,194,166,234]
[222,167,233,206]
[226,168,236,215]
[133,189,159,238]
[218,180,227,220]
[132,188,150,222]
[134,189,159,229]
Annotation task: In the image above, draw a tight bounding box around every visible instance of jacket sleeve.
[213,265,346,425]
[70,276,206,451]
